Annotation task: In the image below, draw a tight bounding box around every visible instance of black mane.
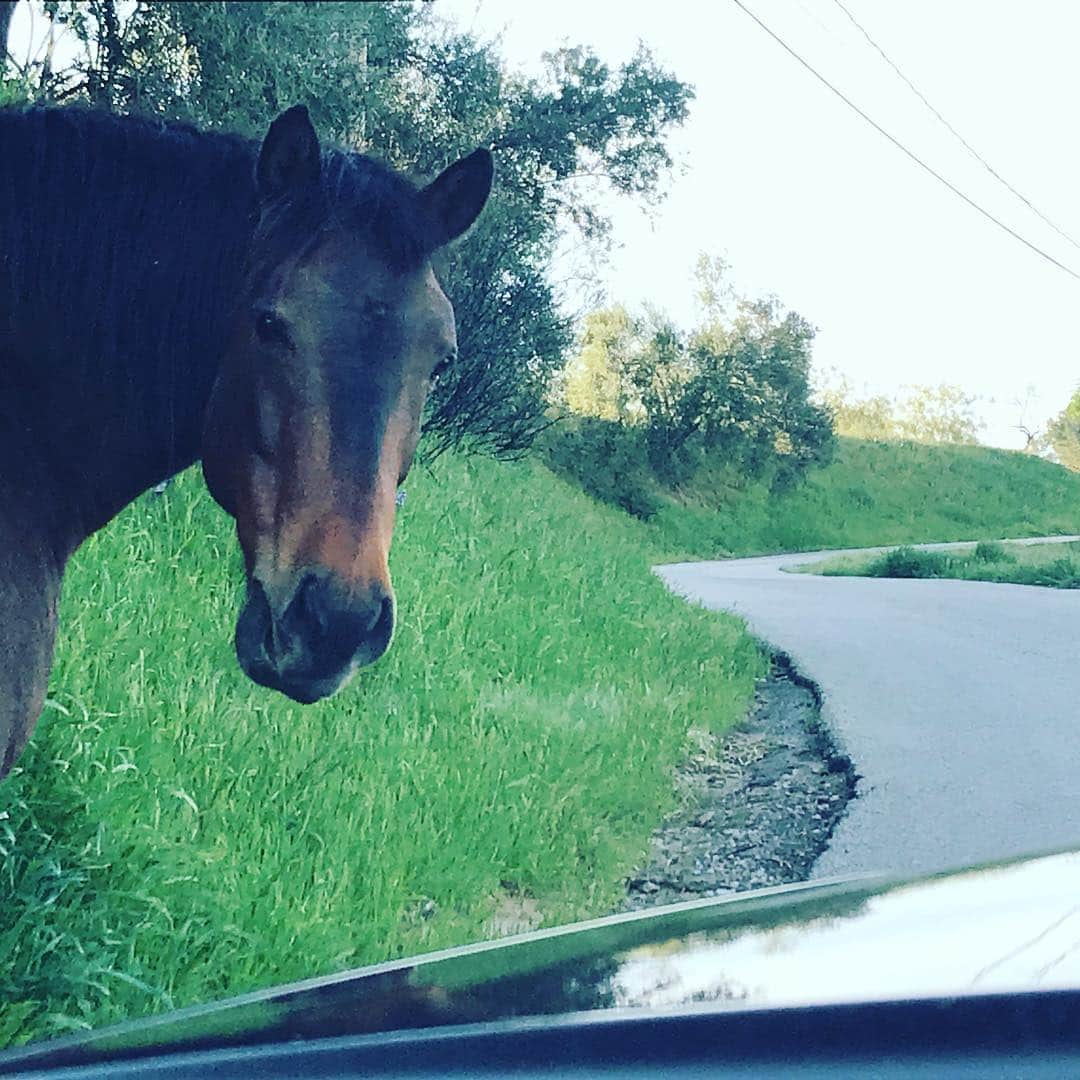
[0,105,431,545]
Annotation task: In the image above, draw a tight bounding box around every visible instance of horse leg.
[0,522,62,781]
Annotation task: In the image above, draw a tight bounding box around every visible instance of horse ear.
[256,105,321,203]
[422,148,493,247]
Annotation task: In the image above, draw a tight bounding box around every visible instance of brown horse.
[0,104,492,779]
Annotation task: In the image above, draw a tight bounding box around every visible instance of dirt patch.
[625,655,857,909]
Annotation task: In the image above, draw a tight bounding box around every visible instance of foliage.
[548,434,1080,561]
[0,458,762,1044]
[814,540,1080,590]
[862,546,950,579]
[972,540,1013,564]
[4,1,692,456]
[561,260,834,488]
[896,383,981,444]
[540,416,660,519]
[818,377,981,445]
[817,375,898,441]
[1046,388,1080,471]
[563,305,642,423]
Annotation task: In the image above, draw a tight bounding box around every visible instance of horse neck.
[0,109,259,557]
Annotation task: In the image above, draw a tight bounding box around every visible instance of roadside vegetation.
[804,539,1080,589]
[0,457,762,1043]
[544,429,1080,560]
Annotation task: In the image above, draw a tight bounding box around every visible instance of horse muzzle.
[234,572,394,703]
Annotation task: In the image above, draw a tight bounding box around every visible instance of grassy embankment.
[7,423,1080,1045]
[803,539,1080,588]
[542,422,1080,559]
[0,455,761,1045]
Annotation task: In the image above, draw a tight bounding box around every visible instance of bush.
[540,418,660,519]
[972,541,1014,563]
[865,546,950,579]
[1025,557,1080,589]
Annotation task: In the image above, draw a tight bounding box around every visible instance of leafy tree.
[1047,388,1080,471]
[817,376,981,446]
[674,297,834,483]
[817,374,899,441]
[562,259,834,486]
[563,305,642,422]
[4,1,693,455]
[896,384,981,445]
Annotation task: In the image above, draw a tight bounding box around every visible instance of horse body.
[0,105,492,778]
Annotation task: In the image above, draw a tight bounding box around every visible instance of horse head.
[202,106,492,703]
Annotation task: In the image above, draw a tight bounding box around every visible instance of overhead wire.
[729,0,1080,282]
[831,0,1080,255]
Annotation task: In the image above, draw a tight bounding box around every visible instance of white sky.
[11,1,1080,448]
[439,0,1080,449]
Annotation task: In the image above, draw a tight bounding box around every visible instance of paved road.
[657,537,1080,880]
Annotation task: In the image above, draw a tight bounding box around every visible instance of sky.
[10,1,1080,448]
[438,0,1080,449]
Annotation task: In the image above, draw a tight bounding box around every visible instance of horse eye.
[254,309,292,349]
[432,352,456,383]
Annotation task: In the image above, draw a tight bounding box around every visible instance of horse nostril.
[288,573,330,634]
[361,593,391,635]
[236,577,278,672]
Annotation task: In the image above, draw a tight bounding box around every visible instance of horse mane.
[0,105,433,534]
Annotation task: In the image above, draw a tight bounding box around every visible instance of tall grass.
[0,454,761,1045]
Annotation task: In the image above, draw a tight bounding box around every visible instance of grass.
[0,454,762,1046]
[652,441,1080,558]
[542,422,1080,559]
[803,540,1080,588]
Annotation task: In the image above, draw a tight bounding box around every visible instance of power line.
[832,0,1080,255]
[730,0,1080,282]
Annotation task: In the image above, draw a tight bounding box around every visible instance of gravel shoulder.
[625,655,856,908]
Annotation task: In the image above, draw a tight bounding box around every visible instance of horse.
[0,104,493,780]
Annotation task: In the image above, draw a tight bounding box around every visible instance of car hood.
[4,847,1080,1072]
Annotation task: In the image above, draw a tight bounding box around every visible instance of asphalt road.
[657,538,1080,880]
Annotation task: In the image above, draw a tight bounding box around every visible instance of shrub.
[1025,557,1080,589]
[865,546,950,579]
[540,418,660,519]
[972,541,1014,563]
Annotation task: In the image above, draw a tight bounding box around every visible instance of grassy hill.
[544,425,1080,559]
[0,455,761,1045]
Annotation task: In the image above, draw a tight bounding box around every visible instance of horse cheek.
[0,538,61,781]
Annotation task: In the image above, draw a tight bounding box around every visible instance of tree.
[1012,384,1049,456]
[0,2,14,57]
[815,376,982,446]
[1047,388,1080,471]
[562,305,642,422]
[4,1,693,456]
[817,374,899,441]
[563,258,835,487]
[896,384,981,445]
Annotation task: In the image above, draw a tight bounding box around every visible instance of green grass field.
[804,539,1080,588]
[0,454,762,1046]
[544,422,1080,559]
[648,441,1080,558]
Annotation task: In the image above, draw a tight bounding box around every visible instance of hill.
[543,424,1080,558]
